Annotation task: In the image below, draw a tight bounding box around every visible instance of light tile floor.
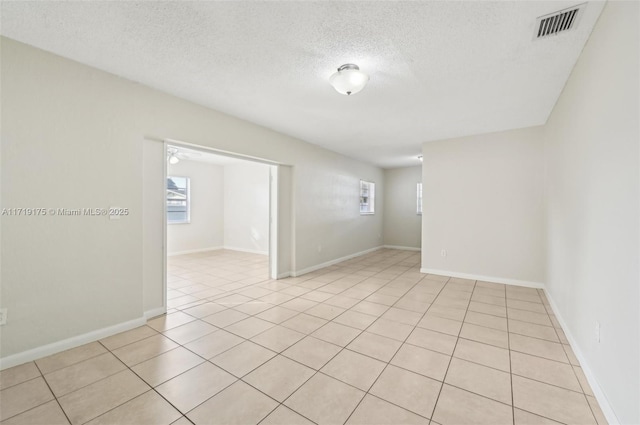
[0,249,609,425]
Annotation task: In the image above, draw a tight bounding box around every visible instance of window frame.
[359,180,376,215]
[167,176,191,224]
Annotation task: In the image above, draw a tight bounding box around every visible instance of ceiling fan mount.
[167,146,202,164]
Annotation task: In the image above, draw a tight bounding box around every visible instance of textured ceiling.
[1,1,605,168]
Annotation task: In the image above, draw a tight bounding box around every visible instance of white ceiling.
[1,1,605,168]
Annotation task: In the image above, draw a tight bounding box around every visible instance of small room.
[165,145,273,309]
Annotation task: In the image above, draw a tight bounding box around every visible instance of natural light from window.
[167,176,190,224]
[360,180,375,215]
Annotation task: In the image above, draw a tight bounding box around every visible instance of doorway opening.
[163,141,280,312]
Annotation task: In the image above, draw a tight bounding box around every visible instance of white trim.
[164,138,285,167]
[419,267,618,423]
[223,246,268,256]
[167,246,223,257]
[144,306,167,320]
[544,291,620,425]
[162,142,168,318]
[419,268,544,288]
[292,246,383,277]
[269,165,279,279]
[383,245,421,252]
[0,317,146,370]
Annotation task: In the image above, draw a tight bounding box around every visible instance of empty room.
[0,1,638,425]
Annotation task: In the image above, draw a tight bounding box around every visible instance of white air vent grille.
[535,3,585,39]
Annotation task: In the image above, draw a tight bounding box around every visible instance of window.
[360,180,375,214]
[167,176,190,224]
[417,182,423,215]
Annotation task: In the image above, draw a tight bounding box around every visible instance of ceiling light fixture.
[329,64,369,96]
[168,153,180,165]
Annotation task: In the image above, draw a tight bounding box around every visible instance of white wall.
[421,127,546,285]
[383,166,422,249]
[142,139,165,314]
[543,2,639,423]
[1,39,144,361]
[223,162,270,254]
[0,37,384,362]
[292,158,384,274]
[417,3,639,422]
[167,160,224,255]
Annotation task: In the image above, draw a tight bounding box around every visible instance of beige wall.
[421,127,546,285]
[142,139,165,314]
[383,166,422,249]
[543,2,639,423]
[223,162,270,254]
[167,160,224,255]
[419,2,639,422]
[0,37,384,361]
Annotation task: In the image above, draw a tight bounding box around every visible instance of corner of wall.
[544,289,621,425]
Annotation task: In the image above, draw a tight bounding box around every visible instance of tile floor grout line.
[42,353,133,399]
[341,274,454,424]
[261,255,419,423]
[94,339,214,424]
[104,328,272,425]
[0,373,42,392]
[542,288,601,424]
[261,308,597,397]
[469,303,554,323]
[41,348,154,425]
[193,256,411,342]
[173,251,591,424]
[33,346,172,419]
[506,285,516,425]
[254,404,318,425]
[9,362,74,425]
[108,345,184,417]
[33,343,108,376]
[507,289,597,425]
[248,253,424,420]
[8,250,602,425]
[450,329,569,355]
[426,278,478,424]
[171,258,408,373]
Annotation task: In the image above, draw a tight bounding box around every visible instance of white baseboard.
[0,316,146,370]
[223,246,269,256]
[277,272,291,279]
[292,246,384,277]
[544,291,620,425]
[167,246,222,256]
[383,245,421,252]
[144,306,167,320]
[419,268,544,288]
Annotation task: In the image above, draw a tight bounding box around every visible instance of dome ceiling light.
[168,153,180,165]
[329,64,369,96]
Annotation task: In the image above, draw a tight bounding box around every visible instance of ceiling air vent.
[534,3,585,39]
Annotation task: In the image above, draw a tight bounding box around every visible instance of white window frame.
[167,176,190,224]
[360,180,375,215]
[417,182,423,215]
